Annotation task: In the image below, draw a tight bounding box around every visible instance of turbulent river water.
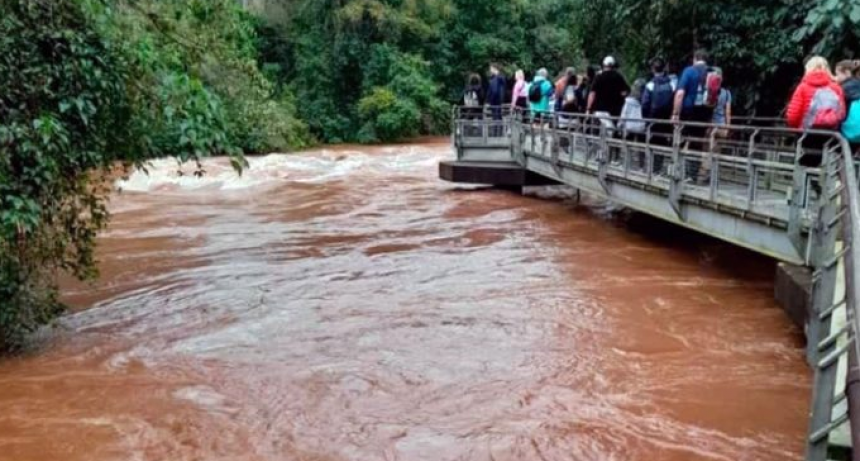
[0,139,810,461]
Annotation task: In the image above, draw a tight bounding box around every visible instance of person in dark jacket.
[461,73,485,137]
[836,60,860,106]
[554,67,576,112]
[836,60,860,151]
[486,64,507,136]
[641,57,676,174]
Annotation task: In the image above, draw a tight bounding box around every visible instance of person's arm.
[726,93,732,126]
[785,85,805,129]
[586,74,602,113]
[672,69,691,121]
[672,90,684,121]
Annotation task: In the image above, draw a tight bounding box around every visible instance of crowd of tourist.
[462,51,860,155]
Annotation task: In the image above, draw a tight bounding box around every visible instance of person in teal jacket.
[529,68,554,119]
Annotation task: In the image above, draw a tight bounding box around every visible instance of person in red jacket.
[786,56,845,129]
[785,56,845,167]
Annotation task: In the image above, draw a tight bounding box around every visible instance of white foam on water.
[115,146,445,193]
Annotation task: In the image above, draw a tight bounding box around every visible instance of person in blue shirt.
[672,49,714,183]
[672,49,713,124]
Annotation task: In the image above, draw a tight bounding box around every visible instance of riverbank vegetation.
[1,0,307,350]
[1,0,859,351]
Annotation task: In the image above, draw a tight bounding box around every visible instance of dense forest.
[1,0,859,350]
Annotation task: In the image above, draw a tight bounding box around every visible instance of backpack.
[841,99,860,142]
[649,76,675,118]
[528,81,545,103]
[621,98,645,134]
[694,66,722,108]
[803,87,845,130]
[463,89,480,107]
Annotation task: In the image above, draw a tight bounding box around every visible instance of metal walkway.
[442,106,860,461]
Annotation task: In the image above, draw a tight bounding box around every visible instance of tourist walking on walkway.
[555,73,581,153]
[672,49,719,127]
[555,67,577,113]
[619,79,646,139]
[461,73,485,136]
[528,68,554,122]
[559,74,582,114]
[673,49,722,182]
[698,68,732,180]
[786,56,845,166]
[487,64,507,137]
[642,57,675,173]
[512,69,528,110]
[711,74,732,130]
[708,69,732,147]
[462,73,485,113]
[558,74,582,152]
[836,60,860,148]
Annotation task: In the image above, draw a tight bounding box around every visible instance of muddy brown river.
[0,140,810,460]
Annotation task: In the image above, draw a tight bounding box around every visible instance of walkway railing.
[449,106,859,461]
[807,138,860,461]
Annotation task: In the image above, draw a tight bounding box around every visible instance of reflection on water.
[0,140,808,461]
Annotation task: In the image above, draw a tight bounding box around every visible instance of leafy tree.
[1,0,140,349]
[0,0,308,351]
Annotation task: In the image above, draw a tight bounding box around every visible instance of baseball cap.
[603,56,617,67]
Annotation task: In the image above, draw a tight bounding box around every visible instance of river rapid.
[0,139,809,461]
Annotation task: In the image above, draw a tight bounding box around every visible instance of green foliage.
[358,88,421,142]
[358,45,448,142]
[112,0,310,154]
[794,0,860,57]
[0,0,309,351]
[0,0,132,349]
[570,0,860,114]
[263,0,860,126]
[268,0,456,143]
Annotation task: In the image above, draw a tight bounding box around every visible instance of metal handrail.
[452,104,515,119]
[507,107,839,138]
[834,139,860,461]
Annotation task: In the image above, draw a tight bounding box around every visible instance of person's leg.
[491,107,503,137]
[682,107,713,183]
[650,120,671,175]
[800,134,829,168]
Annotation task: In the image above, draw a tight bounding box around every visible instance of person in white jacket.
[619,78,647,140]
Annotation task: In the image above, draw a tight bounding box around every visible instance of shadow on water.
[516,185,778,284]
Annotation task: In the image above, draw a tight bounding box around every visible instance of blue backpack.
[649,75,675,119]
[842,99,860,143]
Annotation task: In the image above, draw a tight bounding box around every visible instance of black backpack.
[649,76,674,118]
[528,81,545,103]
